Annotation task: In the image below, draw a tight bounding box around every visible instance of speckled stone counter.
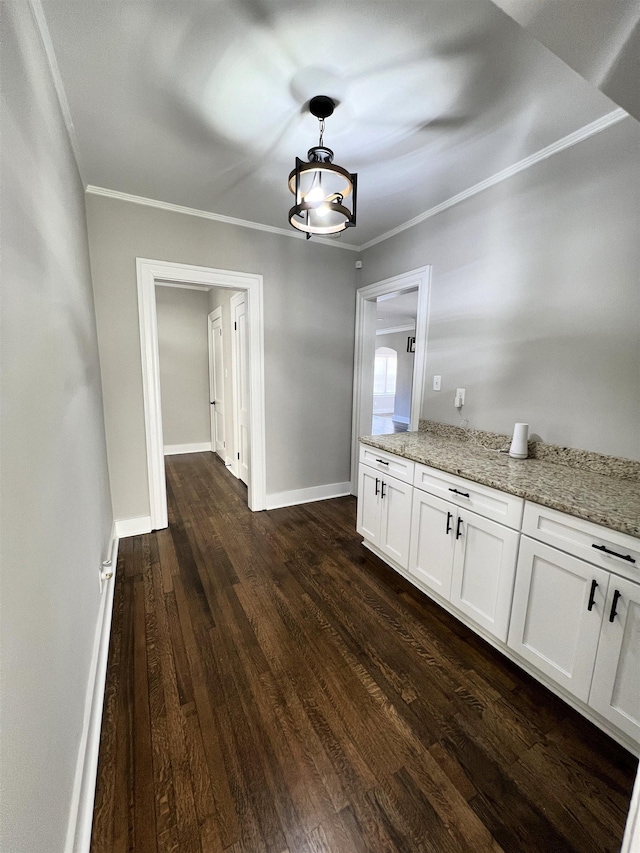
[359,429,640,539]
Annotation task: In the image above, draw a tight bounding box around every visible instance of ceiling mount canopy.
[288,95,357,239]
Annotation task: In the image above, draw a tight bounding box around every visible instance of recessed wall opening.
[137,259,266,529]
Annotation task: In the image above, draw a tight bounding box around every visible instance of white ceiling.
[376,290,418,331]
[42,0,623,247]
[492,0,640,121]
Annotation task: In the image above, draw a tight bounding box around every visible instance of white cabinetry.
[590,575,640,742]
[508,537,610,700]
[408,464,521,642]
[450,510,519,642]
[356,447,413,569]
[356,444,640,751]
[408,490,455,599]
[509,503,640,744]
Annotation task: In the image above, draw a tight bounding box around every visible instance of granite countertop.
[359,430,640,539]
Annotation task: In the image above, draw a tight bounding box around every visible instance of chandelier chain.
[318,118,325,147]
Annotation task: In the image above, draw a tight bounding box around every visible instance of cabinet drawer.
[413,463,523,529]
[359,444,415,484]
[522,502,640,583]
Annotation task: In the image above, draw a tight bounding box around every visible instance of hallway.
[91,453,637,852]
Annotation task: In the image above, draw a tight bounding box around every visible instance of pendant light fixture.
[288,95,357,239]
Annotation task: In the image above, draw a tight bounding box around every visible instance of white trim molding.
[266,482,352,511]
[86,110,626,255]
[64,529,119,853]
[86,186,360,252]
[137,258,267,528]
[359,108,628,251]
[164,442,212,456]
[351,267,431,494]
[114,516,152,538]
[376,323,416,336]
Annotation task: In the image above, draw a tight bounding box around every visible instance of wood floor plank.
[91,452,638,853]
[133,571,157,853]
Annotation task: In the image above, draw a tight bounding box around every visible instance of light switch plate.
[433,375,441,391]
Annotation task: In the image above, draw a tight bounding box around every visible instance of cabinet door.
[408,490,455,599]
[589,576,640,742]
[507,537,609,701]
[450,510,519,641]
[378,474,413,569]
[356,465,381,545]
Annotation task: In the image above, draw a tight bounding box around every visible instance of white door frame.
[208,307,225,459]
[351,266,431,494]
[229,291,249,482]
[137,258,266,528]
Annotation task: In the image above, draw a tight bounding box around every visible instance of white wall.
[361,117,640,460]
[0,6,113,852]
[156,286,211,448]
[209,287,241,467]
[85,195,358,520]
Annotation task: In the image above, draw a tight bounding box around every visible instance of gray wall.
[361,117,640,460]
[209,287,241,467]
[85,196,358,520]
[156,286,211,448]
[0,6,113,852]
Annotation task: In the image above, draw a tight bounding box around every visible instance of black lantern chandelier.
[288,95,357,239]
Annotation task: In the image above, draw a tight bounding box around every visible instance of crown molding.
[376,323,416,335]
[85,186,360,251]
[359,108,629,251]
[87,107,627,254]
[29,0,85,181]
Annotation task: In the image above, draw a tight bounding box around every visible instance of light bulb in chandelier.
[288,96,357,239]
[304,185,325,205]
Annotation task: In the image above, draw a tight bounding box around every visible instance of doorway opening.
[137,258,266,529]
[372,346,398,434]
[351,266,430,492]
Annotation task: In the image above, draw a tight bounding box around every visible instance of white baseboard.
[163,442,212,455]
[65,525,119,853]
[266,481,352,510]
[114,515,152,538]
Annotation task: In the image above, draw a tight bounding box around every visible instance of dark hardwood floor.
[92,452,638,852]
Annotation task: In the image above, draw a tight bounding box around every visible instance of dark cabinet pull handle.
[446,512,453,534]
[381,482,386,500]
[609,589,622,622]
[449,488,470,498]
[375,478,380,496]
[592,543,636,564]
[456,517,463,539]
[375,459,389,466]
[587,579,598,611]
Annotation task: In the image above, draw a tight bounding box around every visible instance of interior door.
[231,292,250,485]
[208,309,225,459]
